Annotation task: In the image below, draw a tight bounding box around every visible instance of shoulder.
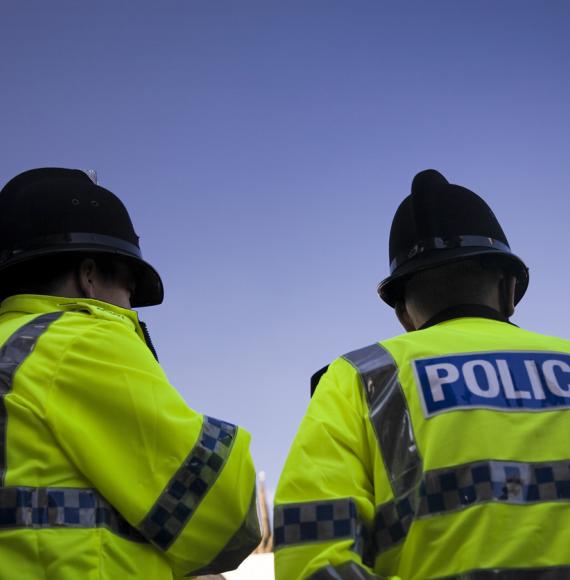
[61,315,155,367]
[56,298,140,331]
[512,325,570,351]
[28,300,159,375]
[0,295,141,340]
[311,341,397,399]
[42,307,139,351]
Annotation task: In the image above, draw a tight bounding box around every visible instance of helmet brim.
[0,244,163,308]
[377,247,529,308]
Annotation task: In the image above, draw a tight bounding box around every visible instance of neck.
[418,304,511,330]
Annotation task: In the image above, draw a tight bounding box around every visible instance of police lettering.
[414,352,570,416]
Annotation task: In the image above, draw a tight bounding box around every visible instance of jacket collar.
[0,293,142,331]
[419,304,513,330]
[0,294,159,359]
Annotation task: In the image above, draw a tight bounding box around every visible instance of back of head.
[404,258,505,321]
[378,169,529,314]
[0,168,164,307]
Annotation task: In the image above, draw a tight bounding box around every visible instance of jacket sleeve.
[274,357,390,580]
[45,318,261,578]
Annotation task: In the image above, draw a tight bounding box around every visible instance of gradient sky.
[2,0,569,495]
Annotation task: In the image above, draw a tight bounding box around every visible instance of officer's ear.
[395,300,416,332]
[77,258,98,299]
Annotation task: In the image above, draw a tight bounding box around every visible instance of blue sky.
[1,0,569,493]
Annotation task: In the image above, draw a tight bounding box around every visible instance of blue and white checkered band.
[0,486,145,542]
[413,351,570,418]
[374,458,570,554]
[275,460,570,562]
[389,235,511,273]
[274,498,373,564]
[274,499,357,548]
[138,416,237,551]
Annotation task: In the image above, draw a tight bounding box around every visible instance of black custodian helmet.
[378,169,529,307]
[0,168,163,307]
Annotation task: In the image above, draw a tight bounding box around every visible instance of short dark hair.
[403,258,505,318]
[0,253,127,302]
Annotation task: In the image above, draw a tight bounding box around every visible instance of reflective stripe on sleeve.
[342,343,422,499]
[374,458,570,553]
[273,498,372,563]
[309,562,384,579]
[186,487,261,577]
[0,311,64,486]
[0,485,145,542]
[138,415,238,550]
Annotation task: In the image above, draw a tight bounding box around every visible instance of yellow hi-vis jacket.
[0,294,260,580]
[274,313,570,579]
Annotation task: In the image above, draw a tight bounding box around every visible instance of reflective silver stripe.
[273,498,373,564]
[138,415,237,550]
[0,311,64,487]
[6,232,143,261]
[309,562,384,579]
[438,566,570,579]
[187,488,261,576]
[0,486,145,542]
[342,343,422,498]
[390,235,512,273]
[374,458,570,553]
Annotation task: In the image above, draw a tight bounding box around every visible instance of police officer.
[0,168,260,579]
[274,170,570,579]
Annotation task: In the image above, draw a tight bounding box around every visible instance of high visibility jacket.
[0,294,260,579]
[274,313,570,579]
